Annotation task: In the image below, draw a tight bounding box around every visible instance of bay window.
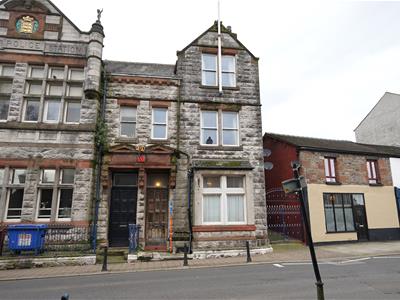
[202,175,245,224]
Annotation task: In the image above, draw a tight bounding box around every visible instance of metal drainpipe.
[92,65,107,253]
[187,168,193,253]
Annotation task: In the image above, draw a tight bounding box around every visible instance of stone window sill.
[200,85,240,91]
[325,181,342,185]
[369,183,383,187]
[149,139,169,144]
[198,145,243,151]
[115,137,138,144]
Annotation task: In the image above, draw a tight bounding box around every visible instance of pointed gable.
[0,0,88,42]
[177,21,258,60]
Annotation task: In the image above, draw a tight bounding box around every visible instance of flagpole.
[217,0,223,95]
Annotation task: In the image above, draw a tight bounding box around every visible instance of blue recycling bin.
[7,224,48,255]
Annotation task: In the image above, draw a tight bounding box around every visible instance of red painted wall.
[263,134,298,190]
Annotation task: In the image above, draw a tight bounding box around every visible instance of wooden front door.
[145,173,169,250]
[109,173,138,247]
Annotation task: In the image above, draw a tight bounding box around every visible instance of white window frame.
[201,53,217,86]
[201,175,246,225]
[222,111,239,146]
[221,55,236,87]
[201,54,236,87]
[0,97,10,122]
[324,157,337,183]
[23,98,40,122]
[68,68,85,81]
[120,106,137,138]
[43,99,61,123]
[36,188,53,221]
[5,169,26,222]
[64,101,81,124]
[48,67,65,80]
[28,66,45,79]
[56,188,73,221]
[151,107,168,140]
[0,64,15,77]
[200,110,219,146]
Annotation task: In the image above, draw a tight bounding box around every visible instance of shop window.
[323,193,355,232]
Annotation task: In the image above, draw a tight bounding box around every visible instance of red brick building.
[264,133,400,243]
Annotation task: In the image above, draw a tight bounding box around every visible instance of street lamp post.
[282,161,325,300]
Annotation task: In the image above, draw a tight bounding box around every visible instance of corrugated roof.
[264,132,400,158]
[104,60,176,78]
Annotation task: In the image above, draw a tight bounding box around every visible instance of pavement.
[1,241,400,281]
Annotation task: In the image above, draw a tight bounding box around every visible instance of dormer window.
[201,54,236,87]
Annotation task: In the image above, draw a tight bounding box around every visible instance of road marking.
[273,264,284,268]
[338,257,370,264]
[373,256,400,259]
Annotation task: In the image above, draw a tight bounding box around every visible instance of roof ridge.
[265,132,353,143]
[104,60,175,67]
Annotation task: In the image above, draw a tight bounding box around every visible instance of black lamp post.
[282,161,325,300]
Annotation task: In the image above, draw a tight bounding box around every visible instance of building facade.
[100,22,268,253]
[0,0,102,230]
[0,0,268,255]
[264,133,400,243]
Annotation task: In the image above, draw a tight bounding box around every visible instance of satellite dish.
[263,149,271,157]
[264,162,274,170]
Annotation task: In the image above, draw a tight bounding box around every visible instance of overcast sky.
[53,0,400,141]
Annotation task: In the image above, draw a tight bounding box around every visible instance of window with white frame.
[201,111,218,145]
[0,64,15,77]
[6,169,26,220]
[324,157,337,183]
[64,101,81,123]
[23,98,40,121]
[202,175,245,224]
[0,97,9,121]
[120,106,137,138]
[23,65,84,124]
[201,110,240,146]
[37,169,75,220]
[222,112,239,146]
[366,160,380,184]
[201,54,236,87]
[151,107,168,139]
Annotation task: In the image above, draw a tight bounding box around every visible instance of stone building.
[0,0,268,255]
[264,133,400,243]
[0,0,102,232]
[101,22,268,254]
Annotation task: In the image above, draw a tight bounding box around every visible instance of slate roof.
[104,60,176,78]
[264,132,400,158]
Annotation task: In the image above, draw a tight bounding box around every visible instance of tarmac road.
[0,255,399,300]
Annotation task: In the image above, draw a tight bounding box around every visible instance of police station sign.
[0,37,87,56]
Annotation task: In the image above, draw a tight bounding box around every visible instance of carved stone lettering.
[0,38,87,56]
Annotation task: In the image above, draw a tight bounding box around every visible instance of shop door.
[352,194,369,241]
[109,173,138,247]
[145,173,169,250]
